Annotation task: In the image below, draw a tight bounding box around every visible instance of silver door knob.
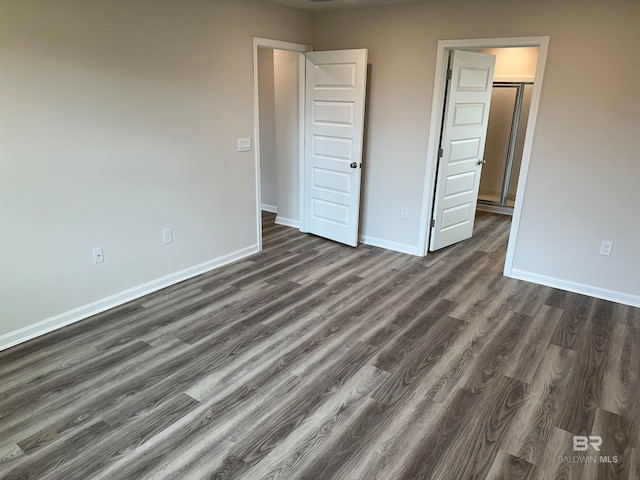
[477,159,486,165]
[350,162,358,169]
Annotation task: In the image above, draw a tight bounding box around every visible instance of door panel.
[304,49,368,247]
[430,50,496,251]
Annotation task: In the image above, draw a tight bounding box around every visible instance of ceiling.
[252,0,448,12]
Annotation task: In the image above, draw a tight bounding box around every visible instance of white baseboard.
[275,216,300,229]
[261,203,277,214]
[509,268,640,308]
[359,235,422,257]
[0,244,260,352]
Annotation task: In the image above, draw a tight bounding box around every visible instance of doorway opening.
[257,48,303,228]
[252,38,311,251]
[419,36,549,277]
[476,47,538,216]
[253,39,369,250]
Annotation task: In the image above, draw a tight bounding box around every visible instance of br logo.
[573,436,602,452]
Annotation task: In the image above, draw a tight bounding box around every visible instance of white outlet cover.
[599,240,613,256]
[93,247,104,263]
[163,228,173,244]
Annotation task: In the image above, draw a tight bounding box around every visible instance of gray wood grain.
[0,210,637,480]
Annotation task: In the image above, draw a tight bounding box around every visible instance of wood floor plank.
[533,427,585,480]
[503,344,576,465]
[0,443,25,470]
[0,340,153,440]
[0,344,100,398]
[371,298,458,372]
[485,451,538,480]
[391,386,486,479]
[600,317,640,418]
[555,298,616,436]
[549,292,594,350]
[4,420,112,479]
[38,393,201,480]
[222,342,379,474]
[89,373,306,480]
[425,376,531,480]
[324,391,445,480]
[371,314,468,406]
[0,303,146,380]
[237,364,389,480]
[418,311,528,404]
[457,310,531,395]
[1,211,637,480]
[1,338,190,456]
[504,304,564,384]
[582,408,634,480]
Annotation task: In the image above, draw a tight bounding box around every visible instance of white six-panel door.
[429,50,496,251]
[304,49,368,247]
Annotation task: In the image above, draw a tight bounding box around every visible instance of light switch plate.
[237,137,252,152]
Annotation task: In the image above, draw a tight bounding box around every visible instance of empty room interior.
[0,0,639,478]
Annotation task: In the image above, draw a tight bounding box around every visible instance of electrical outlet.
[93,247,104,264]
[401,207,408,219]
[163,228,173,245]
[599,240,613,257]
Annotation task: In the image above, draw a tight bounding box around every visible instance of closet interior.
[476,47,538,215]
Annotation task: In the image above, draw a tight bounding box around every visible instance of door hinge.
[438,148,444,159]
[360,163,362,169]
[446,69,452,80]
[431,218,436,228]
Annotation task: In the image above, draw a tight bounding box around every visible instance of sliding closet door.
[506,84,533,206]
[478,86,517,204]
[478,82,533,208]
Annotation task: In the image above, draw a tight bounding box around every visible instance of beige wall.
[478,47,538,81]
[0,0,313,338]
[2,0,639,344]
[273,49,301,224]
[258,48,278,210]
[313,0,640,300]
[257,48,300,221]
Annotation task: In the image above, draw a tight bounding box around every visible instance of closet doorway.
[420,36,549,277]
[477,47,538,216]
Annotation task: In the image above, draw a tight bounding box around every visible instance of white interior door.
[304,49,368,247]
[429,50,496,251]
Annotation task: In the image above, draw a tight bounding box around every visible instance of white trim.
[359,235,421,256]
[476,203,514,216]
[510,269,640,308]
[298,52,308,233]
[261,203,277,213]
[252,37,312,254]
[0,245,259,352]
[275,216,300,229]
[418,36,550,269]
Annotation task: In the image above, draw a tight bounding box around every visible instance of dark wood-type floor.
[0,211,638,480]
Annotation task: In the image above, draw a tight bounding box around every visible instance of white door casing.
[429,50,496,251]
[304,49,368,247]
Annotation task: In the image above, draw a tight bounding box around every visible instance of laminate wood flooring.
[0,211,638,479]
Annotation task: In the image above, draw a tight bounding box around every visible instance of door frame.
[252,37,313,251]
[418,36,549,277]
